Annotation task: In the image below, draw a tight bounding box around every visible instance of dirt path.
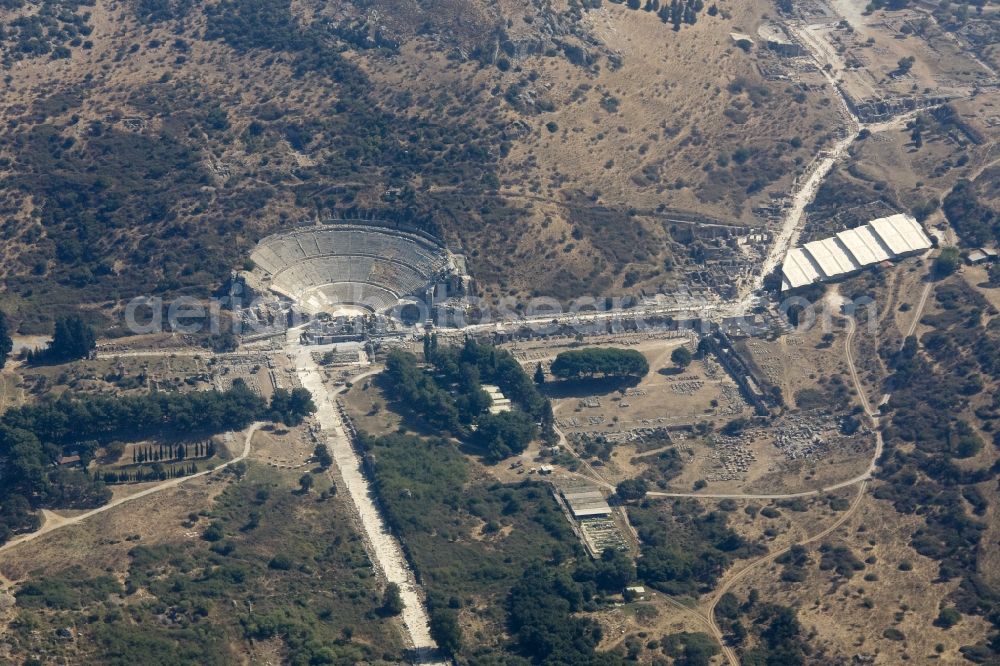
[707,478,869,664]
[698,303,881,664]
[904,281,933,341]
[0,422,264,555]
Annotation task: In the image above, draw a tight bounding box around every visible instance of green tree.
[474,411,537,461]
[298,473,314,493]
[671,346,693,368]
[896,55,915,75]
[533,362,546,385]
[595,548,635,590]
[936,607,961,628]
[661,631,720,666]
[550,347,649,380]
[0,426,47,489]
[46,314,95,362]
[381,582,404,616]
[269,387,317,426]
[933,246,961,278]
[201,521,224,542]
[0,310,12,370]
[616,478,648,502]
[428,605,462,656]
[313,443,332,468]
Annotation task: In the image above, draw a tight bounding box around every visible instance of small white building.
[968,248,998,265]
[561,487,612,518]
[482,384,512,414]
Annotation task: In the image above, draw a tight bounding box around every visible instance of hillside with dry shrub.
[0,0,840,329]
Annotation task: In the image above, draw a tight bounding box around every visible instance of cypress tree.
[0,310,12,370]
[47,314,96,362]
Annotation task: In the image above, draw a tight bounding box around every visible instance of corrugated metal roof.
[869,214,932,255]
[781,247,822,289]
[562,488,612,518]
[573,507,613,517]
[781,214,930,291]
[836,226,891,266]
[803,237,859,277]
[898,214,934,250]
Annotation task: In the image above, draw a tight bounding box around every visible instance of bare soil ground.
[0,475,226,585]
[802,1,992,105]
[543,337,746,433]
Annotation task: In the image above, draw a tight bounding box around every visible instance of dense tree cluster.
[21,314,97,365]
[267,387,317,426]
[507,565,616,665]
[660,632,719,666]
[474,411,538,461]
[103,462,200,485]
[130,441,214,464]
[943,179,998,248]
[0,382,269,544]
[426,595,463,656]
[3,381,264,446]
[385,349,464,433]
[385,338,553,460]
[714,593,809,664]
[354,430,628,662]
[46,314,96,362]
[550,347,650,380]
[615,478,648,501]
[0,421,111,542]
[629,499,765,596]
[357,433,470,537]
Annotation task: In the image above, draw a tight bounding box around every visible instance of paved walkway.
[293,347,446,664]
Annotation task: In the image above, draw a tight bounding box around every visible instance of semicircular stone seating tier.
[250,226,449,312]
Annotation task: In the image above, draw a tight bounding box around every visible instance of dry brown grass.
[731,496,994,663]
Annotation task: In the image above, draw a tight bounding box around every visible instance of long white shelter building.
[781,213,932,291]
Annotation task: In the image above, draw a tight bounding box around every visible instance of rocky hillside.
[0,0,841,329]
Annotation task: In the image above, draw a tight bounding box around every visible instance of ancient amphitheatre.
[0,0,998,664]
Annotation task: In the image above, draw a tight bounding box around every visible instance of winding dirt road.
[699,306,881,665]
[701,268,942,664]
[0,422,264,555]
[707,479,869,664]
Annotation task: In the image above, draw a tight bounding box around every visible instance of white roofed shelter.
[781,247,822,290]
[868,213,933,255]
[781,214,932,291]
[836,226,891,265]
